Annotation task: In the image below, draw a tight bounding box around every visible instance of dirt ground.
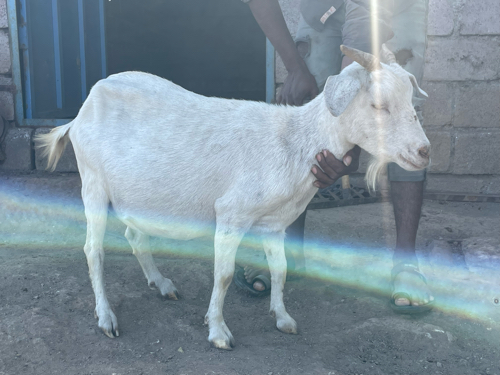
[1,173,499,375]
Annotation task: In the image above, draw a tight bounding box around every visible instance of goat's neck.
[287,93,353,164]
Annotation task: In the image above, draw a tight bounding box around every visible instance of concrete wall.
[276,0,500,194]
[0,0,34,171]
[1,0,499,194]
[421,0,500,194]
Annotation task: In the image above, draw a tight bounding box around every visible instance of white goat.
[36,45,430,350]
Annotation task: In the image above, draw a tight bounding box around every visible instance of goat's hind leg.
[125,227,179,300]
[263,232,297,334]
[82,181,118,338]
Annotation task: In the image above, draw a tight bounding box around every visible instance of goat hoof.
[210,339,234,350]
[153,278,179,300]
[277,315,298,335]
[208,323,235,350]
[96,309,119,338]
[209,335,235,350]
[102,326,119,339]
[166,290,180,300]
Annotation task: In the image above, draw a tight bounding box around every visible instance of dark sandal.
[390,263,434,314]
[234,266,271,297]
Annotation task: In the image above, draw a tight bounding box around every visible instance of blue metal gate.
[18,0,106,120]
[7,0,274,127]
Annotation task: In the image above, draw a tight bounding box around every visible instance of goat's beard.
[365,157,388,192]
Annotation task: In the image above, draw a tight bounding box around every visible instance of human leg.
[391,180,423,267]
[386,0,433,310]
[390,180,433,308]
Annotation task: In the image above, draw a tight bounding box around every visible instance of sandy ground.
[0,173,499,375]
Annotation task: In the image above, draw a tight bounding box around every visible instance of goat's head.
[323,44,431,189]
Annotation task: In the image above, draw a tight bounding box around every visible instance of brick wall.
[1,0,499,194]
[422,0,500,194]
[278,0,500,194]
[0,0,12,120]
[0,0,34,171]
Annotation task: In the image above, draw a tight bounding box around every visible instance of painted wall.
[1,0,499,195]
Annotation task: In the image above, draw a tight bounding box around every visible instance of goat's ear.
[408,73,428,98]
[323,74,361,117]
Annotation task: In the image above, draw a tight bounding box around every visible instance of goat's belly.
[113,203,216,240]
[108,185,218,240]
[119,214,213,240]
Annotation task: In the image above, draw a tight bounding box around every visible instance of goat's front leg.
[204,224,246,350]
[262,232,297,334]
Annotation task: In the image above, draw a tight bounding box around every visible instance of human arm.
[311,146,361,188]
[246,0,318,105]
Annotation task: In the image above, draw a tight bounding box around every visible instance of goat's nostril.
[418,146,430,158]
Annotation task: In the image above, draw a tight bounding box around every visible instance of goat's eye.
[371,104,390,114]
[414,115,417,121]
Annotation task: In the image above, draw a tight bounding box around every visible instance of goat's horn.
[380,44,397,64]
[340,45,381,72]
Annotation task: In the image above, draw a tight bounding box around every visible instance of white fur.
[35,58,430,349]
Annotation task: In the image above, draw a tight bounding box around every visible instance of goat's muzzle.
[418,145,430,159]
[413,144,431,168]
[398,144,431,170]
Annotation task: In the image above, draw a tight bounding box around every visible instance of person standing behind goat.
[237,0,435,314]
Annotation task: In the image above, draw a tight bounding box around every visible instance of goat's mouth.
[397,154,426,170]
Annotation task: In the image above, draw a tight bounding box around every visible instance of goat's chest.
[252,178,318,233]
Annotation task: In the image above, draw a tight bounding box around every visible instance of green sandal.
[390,263,435,314]
[234,266,271,297]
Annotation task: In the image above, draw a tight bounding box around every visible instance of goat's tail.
[34,121,73,171]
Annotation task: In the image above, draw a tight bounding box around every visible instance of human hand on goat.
[277,66,319,106]
[311,145,361,188]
